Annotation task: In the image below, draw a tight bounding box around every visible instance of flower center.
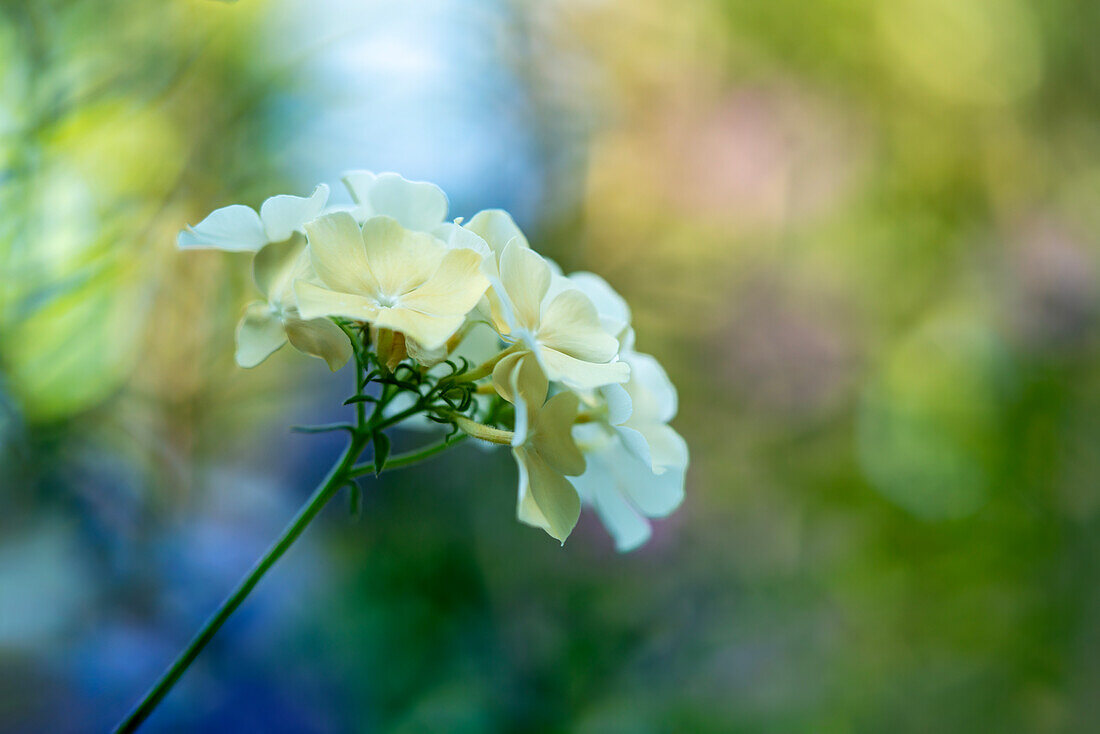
[376,294,398,308]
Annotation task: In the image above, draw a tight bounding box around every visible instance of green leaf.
[372,431,391,475]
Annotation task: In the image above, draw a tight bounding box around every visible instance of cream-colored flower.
[294,212,489,350]
[489,241,629,390]
[235,236,352,371]
[342,171,449,232]
[571,335,688,551]
[460,209,529,326]
[546,269,632,341]
[463,208,529,258]
[493,352,586,544]
[342,171,493,261]
[178,185,329,251]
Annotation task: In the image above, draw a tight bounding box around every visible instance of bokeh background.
[3,0,1100,731]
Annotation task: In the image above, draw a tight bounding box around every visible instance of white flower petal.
[284,315,352,371]
[515,453,553,534]
[616,425,654,473]
[400,248,488,317]
[480,271,514,335]
[493,352,524,430]
[538,289,620,363]
[361,216,447,297]
[572,440,682,549]
[515,447,581,544]
[535,391,586,477]
[602,383,633,426]
[360,172,448,231]
[235,302,286,367]
[259,184,329,243]
[568,271,632,337]
[304,211,381,296]
[294,280,381,323]
[404,336,448,367]
[371,307,464,350]
[498,240,550,332]
[641,422,690,476]
[624,350,678,424]
[432,222,492,258]
[341,169,378,214]
[464,209,529,255]
[537,347,630,390]
[251,235,307,302]
[627,460,686,518]
[178,204,266,251]
[593,473,652,552]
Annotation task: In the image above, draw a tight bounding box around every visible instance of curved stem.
[113,434,369,734]
[113,323,473,731]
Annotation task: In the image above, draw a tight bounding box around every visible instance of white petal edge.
[259,184,330,242]
[235,302,287,367]
[178,204,266,251]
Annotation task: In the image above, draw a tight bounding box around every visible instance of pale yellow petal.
[464,209,529,255]
[432,222,491,258]
[371,306,464,350]
[304,212,380,296]
[515,447,581,544]
[360,216,446,297]
[510,351,549,412]
[537,348,630,390]
[235,302,286,368]
[490,351,546,447]
[498,240,550,332]
[491,351,528,405]
[284,316,352,371]
[294,280,381,323]
[404,335,448,367]
[400,248,488,316]
[534,391,585,477]
[252,234,306,301]
[537,289,619,363]
[515,451,553,534]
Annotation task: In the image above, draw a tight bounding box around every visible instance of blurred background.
[2,0,1100,731]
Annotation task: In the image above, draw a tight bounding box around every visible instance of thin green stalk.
[113,321,475,732]
[112,433,370,734]
[348,432,468,479]
[448,343,523,384]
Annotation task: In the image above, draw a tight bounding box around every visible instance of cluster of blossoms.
[178,173,688,550]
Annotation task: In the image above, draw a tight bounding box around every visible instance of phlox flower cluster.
[179,173,688,550]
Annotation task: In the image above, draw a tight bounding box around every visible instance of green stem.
[348,432,468,479]
[112,433,370,734]
[449,343,523,384]
[114,325,473,731]
[453,415,515,445]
